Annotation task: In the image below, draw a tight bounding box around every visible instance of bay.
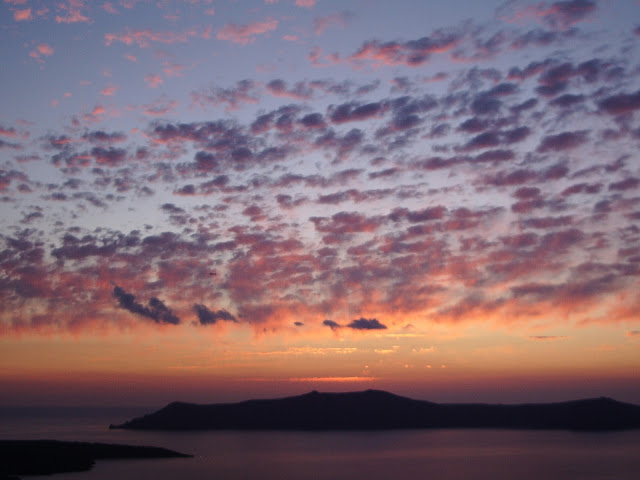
[2,406,640,479]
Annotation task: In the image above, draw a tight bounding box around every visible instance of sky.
[1,0,639,407]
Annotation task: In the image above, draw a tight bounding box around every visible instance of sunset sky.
[1,0,639,407]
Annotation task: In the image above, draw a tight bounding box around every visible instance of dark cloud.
[299,113,326,129]
[459,117,489,133]
[276,193,306,209]
[561,182,602,196]
[346,317,387,330]
[323,319,341,330]
[549,93,585,108]
[314,128,365,159]
[609,177,639,191]
[310,211,384,234]
[463,132,501,150]
[161,203,185,214]
[90,147,127,167]
[266,79,313,100]
[82,131,127,144]
[537,130,587,152]
[482,168,538,186]
[193,304,238,325]
[510,29,562,50]
[502,126,531,143]
[193,151,219,172]
[191,79,259,111]
[508,60,553,82]
[328,101,386,124]
[113,285,180,324]
[598,90,640,116]
[470,95,502,115]
[390,205,447,223]
[522,215,573,229]
[542,0,597,30]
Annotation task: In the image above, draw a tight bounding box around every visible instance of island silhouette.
[111,389,640,431]
[0,440,191,479]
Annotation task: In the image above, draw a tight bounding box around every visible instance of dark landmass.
[0,440,191,479]
[111,389,640,432]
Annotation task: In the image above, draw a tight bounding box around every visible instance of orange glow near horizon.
[1,0,640,407]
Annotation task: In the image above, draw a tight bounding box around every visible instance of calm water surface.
[2,406,640,479]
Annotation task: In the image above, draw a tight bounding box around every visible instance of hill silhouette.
[111,389,640,431]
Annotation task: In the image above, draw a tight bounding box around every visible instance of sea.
[2,406,640,480]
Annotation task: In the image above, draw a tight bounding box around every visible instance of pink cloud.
[123,53,137,62]
[0,126,19,138]
[82,105,107,123]
[311,31,462,69]
[350,33,461,67]
[216,18,278,45]
[36,44,54,55]
[102,2,119,14]
[29,43,54,63]
[295,0,315,8]
[144,74,164,88]
[100,85,118,96]
[55,0,91,24]
[162,61,185,77]
[13,8,32,20]
[105,26,211,48]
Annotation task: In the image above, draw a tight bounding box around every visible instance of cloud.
[144,74,164,88]
[295,0,315,8]
[13,8,32,20]
[216,18,278,45]
[91,146,127,166]
[347,318,387,330]
[82,130,126,144]
[537,130,587,152]
[313,11,353,35]
[608,177,639,192]
[329,101,386,124]
[540,0,596,30]
[598,90,640,116]
[346,31,462,67]
[29,43,54,63]
[192,80,259,111]
[105,26,211,47]
[310,211,383,235]
[266,79,313,100]
[323,319,341,330]
[55,0,91,24]
[499,0,597,31]
[193,304,238,325]
[529,335,568,341]
[112,285,180,324]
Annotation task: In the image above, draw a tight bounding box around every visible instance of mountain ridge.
[111,389,640,431]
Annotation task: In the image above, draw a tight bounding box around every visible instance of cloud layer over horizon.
[1,0,639,345]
